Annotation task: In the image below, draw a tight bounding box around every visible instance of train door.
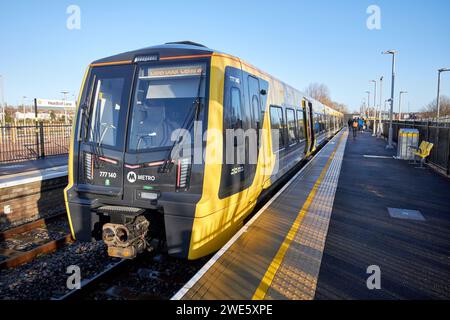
[303,99,315,153]
[219,66,246,198]
[219,70,268,199]
[246,75,264,188]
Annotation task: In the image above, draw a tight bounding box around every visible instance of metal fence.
[381,120,450,176]
[0,123,72,163]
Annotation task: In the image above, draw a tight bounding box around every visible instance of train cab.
[64,42,344,260]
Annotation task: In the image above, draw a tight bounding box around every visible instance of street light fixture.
[399,91,408,121]
[437,68,450,120]
[382,50,398,149]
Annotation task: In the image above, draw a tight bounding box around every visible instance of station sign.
[36,99,76,109]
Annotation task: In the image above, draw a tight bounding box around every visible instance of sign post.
[34,98,44,158]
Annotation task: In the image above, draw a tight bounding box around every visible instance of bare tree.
[305,83,331,104]
[304,83,348,113]
[333,102,349,113]
[421,95,450,118]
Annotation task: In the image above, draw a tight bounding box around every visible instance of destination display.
[140,65,205,79]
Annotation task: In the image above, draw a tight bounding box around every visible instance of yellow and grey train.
[64,41,344,260]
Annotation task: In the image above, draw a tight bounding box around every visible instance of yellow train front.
[64,42,343,260]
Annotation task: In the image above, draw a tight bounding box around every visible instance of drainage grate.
[387,208,425,221]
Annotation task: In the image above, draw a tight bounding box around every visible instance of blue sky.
[0,0,449,112]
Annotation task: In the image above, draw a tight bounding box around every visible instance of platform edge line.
[252,131,346,300]
[171,130,345,300]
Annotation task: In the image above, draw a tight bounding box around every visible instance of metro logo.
[126,171,156,183]
[127,171,137,183]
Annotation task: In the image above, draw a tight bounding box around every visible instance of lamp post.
[437,68,450,121]
[382,50,397,149]
[377,76,384,137]
[61,90,69,125]
[362,99,367,118]
[22,96,28,126]
[399,91,407,121]
[364,91,370,118]
[370,80,377,136]
[361,99,364,117]
[0,75,4,127]
[384,99,390,120]
[379,99,389,136]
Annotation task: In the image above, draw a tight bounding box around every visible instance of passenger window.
[270,106,285,152]
[286,108,296,146]
[297,110,305,141]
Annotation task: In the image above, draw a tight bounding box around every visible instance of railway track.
[50,141,331,301]
[53,259,129,300]
[52,251,207,300]
[0,213,72,269]
[0,135,337,300]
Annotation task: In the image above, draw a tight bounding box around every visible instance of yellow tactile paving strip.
[173,130,347,300]
[265,131,348,300]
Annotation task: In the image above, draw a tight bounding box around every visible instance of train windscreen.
[86,64,134,150]
[128,63,207,152]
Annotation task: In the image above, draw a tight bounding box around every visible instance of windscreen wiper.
[90,98,103,167]
[98,123,116,149]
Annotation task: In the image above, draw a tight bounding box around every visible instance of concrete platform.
[173,130,348,300]
[315,131,450,299]
[0,156,67,189]
[173,129,450,300]
[0,155,67,176]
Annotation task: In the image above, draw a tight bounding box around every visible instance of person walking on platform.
[352,118,358,139]
[348,118,353,128]
[358,118,364,132]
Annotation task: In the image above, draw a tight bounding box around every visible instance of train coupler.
[102,215,150,259]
